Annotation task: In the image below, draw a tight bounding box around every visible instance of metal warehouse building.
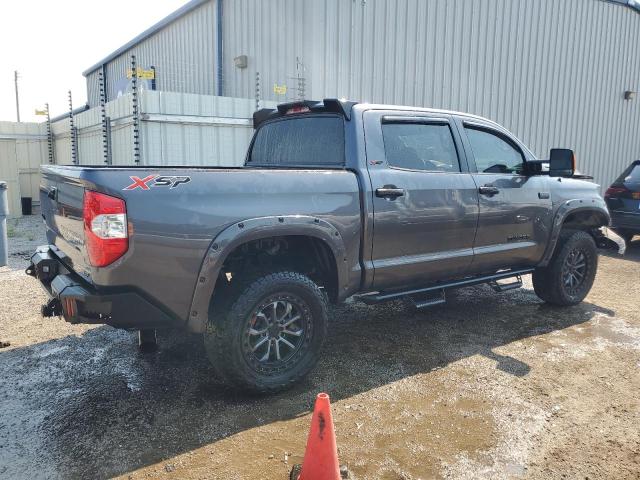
[81,0,640,190]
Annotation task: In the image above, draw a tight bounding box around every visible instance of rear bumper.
[610,210,640,232]
[27,245,180,329]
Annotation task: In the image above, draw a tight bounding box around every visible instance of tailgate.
[40,168,91,278]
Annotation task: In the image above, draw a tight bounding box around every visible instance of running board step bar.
[356,268,534,305]
[488,276,523,292]
[410,290,446,309]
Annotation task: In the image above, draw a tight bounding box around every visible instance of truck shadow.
[0,284,614,479]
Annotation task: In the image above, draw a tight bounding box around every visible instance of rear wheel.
[204,272,328,393]
[533,230,598,306]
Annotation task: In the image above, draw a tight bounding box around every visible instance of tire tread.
[533,230,597,306]
[204,271,328,394]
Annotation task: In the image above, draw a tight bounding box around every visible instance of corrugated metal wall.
[49,92,276,167]
[80,0,640,190]
[222,0,640,191]
[0,140,22,218]
[0,91,266,210]
[86,0,218,105]
[86,69,102,108]
[141,91,277,166]
[15,131,47,205]
[52,95,136,166]
[0,122,48,217]
[223,0,309,104]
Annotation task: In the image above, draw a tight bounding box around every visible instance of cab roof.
[253,98,501,130]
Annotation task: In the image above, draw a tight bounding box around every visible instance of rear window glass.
[616,162,640,183]
[247,116,345,166]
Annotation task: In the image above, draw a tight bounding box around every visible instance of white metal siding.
[0,122,48,212]
[0,140,22,218]
[91,0,218,104]
[86,70,101,107]
[15,137,47,204]
[222,0,640,191]
[50,95,136,166]
[51,118,74,166]
[141,91,276,166]
[223,0,310,105]
[48,92,276,168]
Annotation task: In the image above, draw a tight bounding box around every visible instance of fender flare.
[186,215,348,332]
[538,199,610,267]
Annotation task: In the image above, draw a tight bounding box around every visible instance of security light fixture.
[234,55,248,69]
[624,90,636,100]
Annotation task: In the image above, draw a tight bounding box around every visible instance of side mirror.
[549,148,575,177]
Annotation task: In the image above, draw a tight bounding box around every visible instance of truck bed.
[40,165,362,325]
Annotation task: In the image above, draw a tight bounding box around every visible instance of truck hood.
[549,176,603,206]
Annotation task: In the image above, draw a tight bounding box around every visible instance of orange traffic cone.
[294,393,341,480]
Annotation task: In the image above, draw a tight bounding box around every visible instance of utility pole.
[14,70,20,122]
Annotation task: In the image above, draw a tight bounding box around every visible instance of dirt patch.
[1,220,639,479]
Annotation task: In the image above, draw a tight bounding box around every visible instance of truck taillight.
[83,190,128,267]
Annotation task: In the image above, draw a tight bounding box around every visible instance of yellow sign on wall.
[34,109,47,116]
[273,83,287,95]
[126,68,155,80]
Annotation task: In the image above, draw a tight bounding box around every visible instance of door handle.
[375,186,405,199]
[479,185,500,196]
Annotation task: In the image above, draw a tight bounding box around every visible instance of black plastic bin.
[21,197,32,215]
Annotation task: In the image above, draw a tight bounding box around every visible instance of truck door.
[363,110,479,290]
[457,119,552,272]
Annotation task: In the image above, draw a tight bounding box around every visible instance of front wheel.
[204,272,328,393]
[533,230,598,306]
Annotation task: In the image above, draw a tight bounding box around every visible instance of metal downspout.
[216,0,223,96]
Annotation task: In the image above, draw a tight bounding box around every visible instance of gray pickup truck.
[29,98,613,393]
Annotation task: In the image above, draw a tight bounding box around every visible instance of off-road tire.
[533,230,598,306]
[204,272,328,394]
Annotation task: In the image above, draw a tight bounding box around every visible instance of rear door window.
[381,122,460,172]
[247,115,344,166]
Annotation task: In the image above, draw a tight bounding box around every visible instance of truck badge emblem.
[124,175,191,190]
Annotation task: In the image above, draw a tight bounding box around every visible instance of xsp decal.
[155,176,191,189]
[124,175,191,190]
[124,175,156,190]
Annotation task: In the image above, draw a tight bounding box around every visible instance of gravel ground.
[0,214,638,480]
